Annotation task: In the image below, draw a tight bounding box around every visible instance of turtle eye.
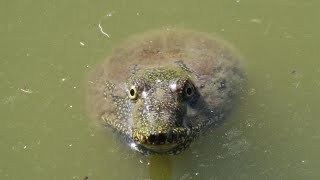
[128,86,138,100]
[184,83,195,98]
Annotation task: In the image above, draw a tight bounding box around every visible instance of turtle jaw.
[132,127,190,153]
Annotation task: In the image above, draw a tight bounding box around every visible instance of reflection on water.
[149,155,172,180]
[1,0,320,179]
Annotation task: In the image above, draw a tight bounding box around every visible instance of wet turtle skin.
[87,29,245,155]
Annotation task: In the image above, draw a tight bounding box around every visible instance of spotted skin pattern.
[88,29,245,155]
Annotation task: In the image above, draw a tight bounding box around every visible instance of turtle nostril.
[157,134,166,143]
[149,134,156,143]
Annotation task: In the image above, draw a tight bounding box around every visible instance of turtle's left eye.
[184,83,195,98]
[128,86,138,100]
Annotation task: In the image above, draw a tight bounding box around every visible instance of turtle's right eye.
[128,86,138,100]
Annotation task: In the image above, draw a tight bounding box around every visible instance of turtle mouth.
[142,143,179,153]
[132,128,190,153]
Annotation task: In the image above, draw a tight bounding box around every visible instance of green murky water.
[1,0,320,179]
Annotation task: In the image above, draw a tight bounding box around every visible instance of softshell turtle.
[87,29,245,154]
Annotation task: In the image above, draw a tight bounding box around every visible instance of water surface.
[1,0,320,179]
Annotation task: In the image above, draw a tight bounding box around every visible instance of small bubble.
[106,11,114,17]
[250,18,262,24]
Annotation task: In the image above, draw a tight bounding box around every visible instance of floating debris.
[20,88,33,94]
[98,23,110,38]
[248,88,256,95]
